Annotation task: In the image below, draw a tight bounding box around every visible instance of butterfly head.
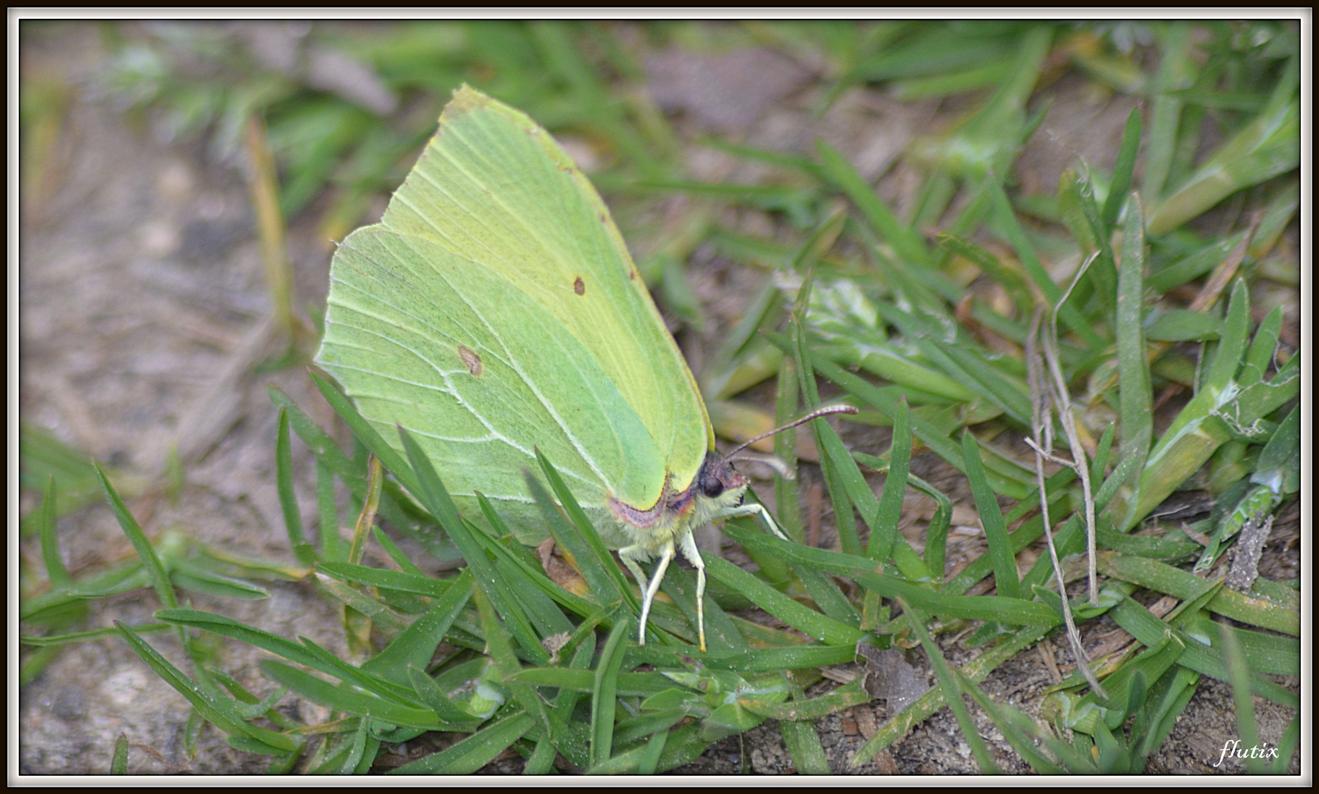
[687,454,749,531]
[697,455,748,503]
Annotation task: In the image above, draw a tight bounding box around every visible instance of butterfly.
[316,86,852,651]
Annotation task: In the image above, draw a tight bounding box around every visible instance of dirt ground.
[16,22,1301,776]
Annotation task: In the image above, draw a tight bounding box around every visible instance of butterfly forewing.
[316,87,710,538]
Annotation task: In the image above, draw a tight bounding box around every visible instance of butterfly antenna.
[723,404,858,460]
[725,451,796,479]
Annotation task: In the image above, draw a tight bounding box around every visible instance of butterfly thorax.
[608,454,747,553]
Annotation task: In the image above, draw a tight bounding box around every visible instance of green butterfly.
[316,86,850,651]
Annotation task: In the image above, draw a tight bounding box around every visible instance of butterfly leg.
[715,502,787,540]
[618,544,651,608]
[677,531,707,653]
[636,541,675,647]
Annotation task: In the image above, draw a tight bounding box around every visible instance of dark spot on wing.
[598,212,607,224]
[458,345,483,376]
[628,269,637,281]
[573,276,586,296]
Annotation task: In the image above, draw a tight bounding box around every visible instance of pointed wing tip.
[449,83,487,107]
[443,84,499,122]
[440,84,534,133]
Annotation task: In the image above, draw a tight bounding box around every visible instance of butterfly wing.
[316,87,710,542]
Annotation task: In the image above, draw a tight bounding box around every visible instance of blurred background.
[17,18,1301,774]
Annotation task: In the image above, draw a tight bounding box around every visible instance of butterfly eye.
[700,473,725,498]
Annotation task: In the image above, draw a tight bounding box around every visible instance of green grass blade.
[1272,716,1300,774]
[316,561,449,597]
[590,617,630,769]
[743,679,871,722]
[938,232,1031,308]
[347,455,382,566]
[111,734,130,774]
[1132,666,1200,765]
[272,387,434,555]
[704,556,864,646]
[1099,553,1298,636]
[660,565,746,652]
[21,563,149,622]
[1057,167,1116,309]
[964,677,1073,773]
[773,353,803,542]
[115,622,297,754]
[170,564,270,601]
[471,585,573,763]
[491,554,574,638]
[37,476,72,589]
[792,563,861,627]
[815,139,929,266]
[812,354,1033,499]
[1149,87,1299,234]
[315,459,343,561]
[275,409,313,565]
[1240,306,1284,389]
[532,450,631,609]
[1146,232,1248,293]
[473,496,602,620]
[363,569,474,683]
[723,523,1056,628]
[961,432,1019,600]
[1144,308,1222,342]
[852,621,1048,767]
[860,397,911,621]
[397,426,548,664]
[95,465,177,611]
[1185,613,1298,678]
[1107,598,1295,707]
[618,729,672,775]
[309,370,419,495]
[388,711,535,775]
[1203,278,1251,393]
[369,525,427,577]
[780,721,831,775]
[1142,24,1192,201]
[510,667,673,698]
[1101,108,1142,227]
[22,623,170,647]
[631,643,855,673]
[406,665,486,729]
[20,421,116,533]
[812,414,865,557]
[903,600,999,773]
[985,179,1105,350]
[1113,192,1152,497]
[157,607,418,705]
[1217,621,1266,773]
